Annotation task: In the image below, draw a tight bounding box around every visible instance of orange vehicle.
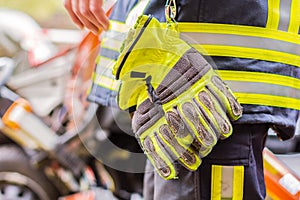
[264,147,300,200]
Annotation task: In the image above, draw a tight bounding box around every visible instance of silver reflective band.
[181,32,300,57]
[217,70,300,109]
[101,30,127,51]
[279,0,292,31]
[225,81,300,99]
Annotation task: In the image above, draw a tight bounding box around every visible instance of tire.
[0,145,59,200]
[0,132,12,144]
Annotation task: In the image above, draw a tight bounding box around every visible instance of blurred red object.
[263,148,300,200]
[64,3,114,130]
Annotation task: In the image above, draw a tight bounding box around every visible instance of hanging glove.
[113,15,243,180]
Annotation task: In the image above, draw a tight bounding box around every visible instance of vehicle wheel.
[0,145,59,200]
[0,132,12,144]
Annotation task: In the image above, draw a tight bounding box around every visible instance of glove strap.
[145,76,162,104]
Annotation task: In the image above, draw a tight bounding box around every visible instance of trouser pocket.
[199,124,269,200]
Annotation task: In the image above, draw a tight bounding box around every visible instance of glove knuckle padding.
[114,15,243,180]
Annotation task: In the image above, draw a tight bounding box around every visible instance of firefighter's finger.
[89,0,110,30]
[63,0,84,29]
[72,0,101,34]
[78,0,109,32]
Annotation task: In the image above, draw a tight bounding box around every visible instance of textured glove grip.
[156,48,211,104]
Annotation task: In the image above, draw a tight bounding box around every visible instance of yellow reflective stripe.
[266,0,280,29]
[182,31,300,54]
[179,22,300,66]
[178,16,300,67]
[266,0,299,32]
[193,45,300,68]
[92,72,119,91]
[178,23,300,44]
[232,166,244,200]
[211,166,244,199]
[220,70,300,109]
[95,55,101,64]
[288,0,300,33]
[226,80,300,103]
[211,165,222,200]
[234,93,300,110]
[217,70,300,90]
[87,84,92,95]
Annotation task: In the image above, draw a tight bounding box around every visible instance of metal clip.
[165,0,177,23]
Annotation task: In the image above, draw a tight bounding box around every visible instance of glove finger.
[194,88,233,139]
[192,142,214,157]
[134,101,202,178]
[132,100,176,179]
[208,75,243,120]
[142,134,177,180]
[159,113,201,171]
[177,101,218,152]
[134,100,200,179]
[166,109,214,158]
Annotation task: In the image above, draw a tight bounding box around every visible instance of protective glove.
[113,15,243,179]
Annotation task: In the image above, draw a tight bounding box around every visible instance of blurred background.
[0,1,300,200]
[0,1,146,200]
[0,0,76,29]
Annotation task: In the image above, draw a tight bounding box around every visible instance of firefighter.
[64,0,300,199]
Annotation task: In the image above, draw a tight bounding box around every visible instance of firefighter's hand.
[63,0,109,35]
